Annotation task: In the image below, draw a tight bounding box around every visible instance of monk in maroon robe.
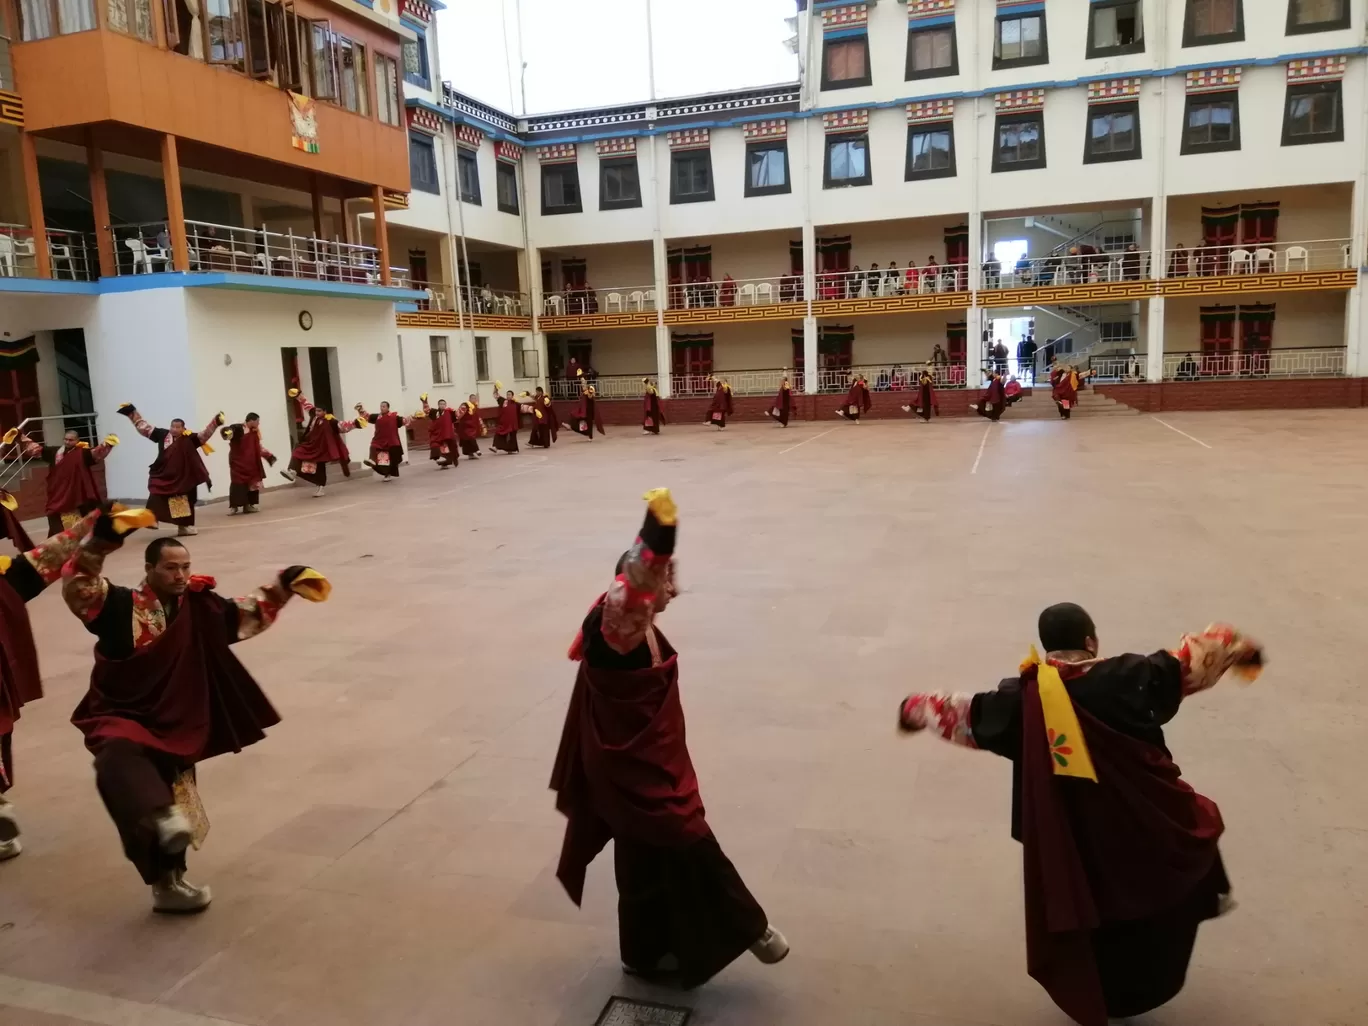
[420,394,459,467]
[64,511,328,913]
[221,415,275,514]
[765,377,792,427]
[1050,364,1091,420]
[566,383,605,440]
[836,375,871,423]
[527,388,556,448]
[901,367,939,422]
[118,404,220,536]
[642,380,665,435]
[492,389,522,454]
[973,372,1007,421]
[0,506,105,861]
[359,401,409,481]
[897,604,1262,1026]
[5,427,116,535]
[551,490,789,987]
[280,390,364,495]
[705,381,733,429]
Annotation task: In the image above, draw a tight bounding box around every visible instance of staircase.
[1006,387,1139,421]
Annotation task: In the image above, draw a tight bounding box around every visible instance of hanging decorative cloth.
[1021,646,1098,782]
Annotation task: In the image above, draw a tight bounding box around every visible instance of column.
[525,245,549,390]
[1345,178,1368,376]
[1146,297,1166,382]
[87,130,115,278]
[338,194,352,244]
[966,306,984,390]
[18,131,51,279]
[802,220,817,394]
[1147,195,1167,383]
[160,134,189,272]
[372,185,391,286]
[311,175,326,240]
[967,213,983,293]
[652,233,671,397]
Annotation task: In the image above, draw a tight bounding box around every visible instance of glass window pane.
[830,142,850,178]
[1092,7,1118,47]
[913,32,933,69]
[1022,16,1041,56]
[847,140,867,177]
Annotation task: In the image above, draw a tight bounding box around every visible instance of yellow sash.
[1022,646,1098,782]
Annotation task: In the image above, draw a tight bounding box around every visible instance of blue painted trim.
[909,15,955,28]
[407,97,453,121]
[997,1,1045,12]
[0,277,99,295]
[3,271,424,302]
[400,13,426,31]
[427,0,445,9]
[823,27,867,41]
[353,0,374,8]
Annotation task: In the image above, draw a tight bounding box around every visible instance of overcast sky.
[434,0,800,116]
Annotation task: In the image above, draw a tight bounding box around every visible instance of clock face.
[299,311,313,331]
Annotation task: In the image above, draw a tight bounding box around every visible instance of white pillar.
[1344,287,1363,377]
[966,306,984,390]
[802,221,817,394]
[1146,296,1166,382]
[803,316,818,396]
[525,244,548,391]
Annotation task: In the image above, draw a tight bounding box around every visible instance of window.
[512,338,538,378]
[1084,101,1141,164]
[1087,1,1144,57]
[822,35,871,89]
[374,54,401,126]
[992,113,1046,172]
[106,0,153,40]
[670,151,714,204]
[337,36,367,115]
[993,13,1047,68]
[17,0,96,40]
[824,134,872,188]
[905,126,956,181]
[474,337,490,381]
[541,163,582,215]
[309,20,337,97]
[409,132,439,194]
[1100,320,1138,343]
[203,0,246,67]
[496,162,520,214]
[744,142,791,197]
[1282,82,1344,145]
[599,156,642,210]
[1183,0,1243,46]
[1287,0,1349,32]
[403,33,429,87]
[457,148,481,204]
[906,23,957,79]
[1181,92,1241,154]
[429,335,451,385]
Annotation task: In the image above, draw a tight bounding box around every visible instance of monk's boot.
[0,796,21,861]
[152,870,212,914]
[749,926,790,965]
[153,806,192,855]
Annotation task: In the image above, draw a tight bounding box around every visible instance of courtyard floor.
[2,409,1367,1026]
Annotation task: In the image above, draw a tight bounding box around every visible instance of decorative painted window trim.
[820,2,868,32]
[655,87,800,121]
[823,108,870,134]
[1286,56,1348,82]
[908,0,955,20]
[741,119,788,141]
[455,124,485,149]
[1087,77,1142,104]
[441,85,519,134]
[995,88,1046,113]
[399,0,432,23]
[668,128,711,151]
[907,98,955,125]
[595,137,637,155]
[408,106,443,135]
[495,140,523,163]
[1186,67,1243,94]
[538,142,578,164]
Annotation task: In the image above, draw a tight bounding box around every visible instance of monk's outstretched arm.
[61,508,157,621]
[118,405,162,441]
[228,574,294,642]
[1,508,100,601]
[600,489,677,655]
[897,692,978,749]
[1172,624,1263,697]
[197,413,224,444]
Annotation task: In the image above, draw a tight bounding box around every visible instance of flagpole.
[645,0,657,102]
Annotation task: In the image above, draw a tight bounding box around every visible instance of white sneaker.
[152,871,212,914]
[0,798,19,845]
[750,926,790,964]
[245,504,260,513]
[362,459,377,471]
[177,526,198,537]
[154,806,192,855]
[0,838,20,861]
[280,469,297,483]
[227,507,240,516]
[313,486,325,498]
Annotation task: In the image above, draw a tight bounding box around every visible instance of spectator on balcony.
[1168,244,1190,279]
[1015,254,1034,286]
[885,262,902,295]
[720,275,737,307]
[117,404,221,537]
[865,263,882,298]
[901,365,939,422]
[932,343,948,366]
[1122,243,1143,281]
[904,263,920,293]
[846,266,862,299]
[923,256,940,292]
[780,273,801,303]
[983,258,1002,289]
[836,375,871,424]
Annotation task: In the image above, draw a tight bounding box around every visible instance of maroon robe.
[1052,370,1078,406]
[1,503,32,553]
[44,445,105,516]
[147,432,210,502]
[493,398,521,453]
[767,384,791,426]
[0,575,42,755]
[366,411,405,476]
[227,428,268,486]
[290,414,352,483]
[839,380,871,419]
[642,391,665,434]
[456,408,483,455]
[571,393,605,438]
[706,385,733,426]
[427,407,459,462]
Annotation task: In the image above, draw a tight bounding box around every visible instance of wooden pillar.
[86,130,115,278]
[311,175,325,240]
[18,131,51,279]
[160,134,189,271]
[373,185,391,286]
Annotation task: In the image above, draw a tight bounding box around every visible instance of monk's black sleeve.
[970,678,1024,760]
[2,556,45,603]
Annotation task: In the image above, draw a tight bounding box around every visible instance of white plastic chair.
[0,236,14,277]
[544,294,565,315]
[1253,248,1275,274]
[1228,248,1252,275]
[605,292,623,313]
[756,281,775,304]
[1284,246,1309,272]
[1342,243,1352,269]
[628,290,645,311]
[124,238,152,273]
[737,283,757,305]
[48,242,74,279]
[642,288,657,310]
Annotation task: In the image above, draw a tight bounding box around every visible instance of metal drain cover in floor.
[593,996,691,1026]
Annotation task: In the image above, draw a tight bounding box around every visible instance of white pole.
[645,0,656,102]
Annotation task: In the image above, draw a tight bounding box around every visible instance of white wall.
[398,326,539,400]
[847,314,955,367]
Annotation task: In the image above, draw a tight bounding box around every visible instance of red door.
[0,362,42,434]
[1200,317,1235,376]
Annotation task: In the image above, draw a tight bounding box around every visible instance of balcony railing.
[419,283,529,316]
[1160,239,1351,278]
[543,284,656,316]
[548,374,651,401]
[0,224,97,280]
[817,265,967,298]
[666,275,805,310]
[1080,347,1347,382]
[984,250,1148,289]
[110,220,408,286]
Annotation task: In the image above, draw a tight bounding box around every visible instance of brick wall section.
[589,387,1007,426]
[11,463,109,522]
[1094,379,1368,413]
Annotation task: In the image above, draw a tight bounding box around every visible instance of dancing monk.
[972,371,1007,422]
[491,385,522,454]
[566,379,605,440]
[63,510,330,913]
[765,376,792,427]
[897,603,1262,1026]
[420,394,459,468]
[551,489,789,987]
[527,388,557,449]
[220,415,275,514]
[901,366,939,422]
[642,379,665,435]
[280,390,366,496]
[360,401,409,482]
[0,505,106,861]
[3,426,118,535]
[836,375,871,423]
[118,404,220,536]
[705,380,733,430]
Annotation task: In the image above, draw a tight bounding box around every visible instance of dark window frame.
[905,21,959,80]
[599,154,643,210]
[669,149,715,204]
[821,32,872,90]
[744,140,792,197]
[408,130,439,194]
[992,11,1048,70]
[1182,0,1244,47]
[904,123,957,181]
[540,162,583,215]
[1180,90,1242,154]
[1281,80,1345,146]
[1086,0,1145,58]
[1286,0,1350,33]
[495,161,519,215]
[991,111,1047,173]
[1083,100,1143,164]
[402,27,430,88]
[456,146,481,205]
[823,132,873,189]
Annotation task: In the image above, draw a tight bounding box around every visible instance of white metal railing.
[817,264,967,299]
[672,368,791,398]
[984,249,1149,289]
[1163,347,1346,381]
[1160,238,1351,278]
[0,224,97,280]
[665,275,805,310]
[543,284,656,316]
[548,374,651,401]
[0,414,100,491]
[417,282,528,315]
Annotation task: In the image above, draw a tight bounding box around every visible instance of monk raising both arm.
[118,403,222,537]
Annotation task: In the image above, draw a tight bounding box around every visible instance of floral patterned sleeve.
[21,508,98,585]
[898,692,979,749]
[128,410,159,440]
[62,531,117,623]
[600,537,671,656]
[294,392,316,419]
[197,415,219,444]
[89,442,113,461]
[231,579,293,642]
[1172,624,1262,697]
